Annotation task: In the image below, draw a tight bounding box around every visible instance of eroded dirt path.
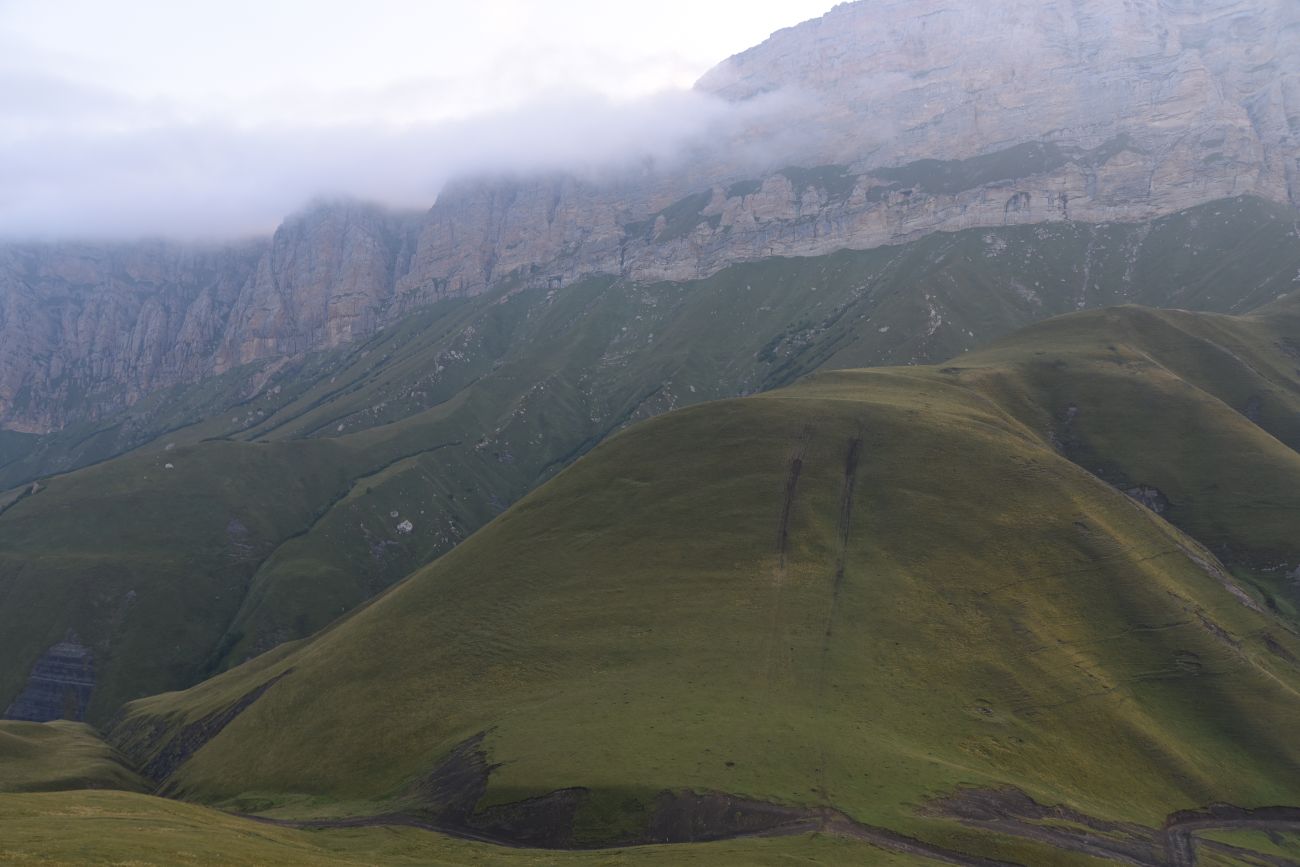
[1163,806,1300,867]
[933,788,1300,867]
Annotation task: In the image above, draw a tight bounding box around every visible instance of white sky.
[0,1,838,237]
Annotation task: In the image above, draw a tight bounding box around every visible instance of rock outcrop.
[0,203,423,432]
[1,0,1297,432]
[3,637,95,722]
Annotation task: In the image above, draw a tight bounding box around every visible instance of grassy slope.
[0,721,144,793]
[0,439,366,721]
[0,791,927,867]
[1199,829,1300,861]
[961,305,1300,617]
[109,301,1300,862]
[4,197,1298,725]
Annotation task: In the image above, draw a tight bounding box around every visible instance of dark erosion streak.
[776,426,813,569]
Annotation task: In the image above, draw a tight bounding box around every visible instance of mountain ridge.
[2,0,1297,433]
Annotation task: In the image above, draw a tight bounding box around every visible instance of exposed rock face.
[1,0,1297,432]
[213,203,422,371]
[0,203,423,432]
[406,0,1300,295]
[3,637,95,722]
[700,0,1300,182]
[0,240,262,433]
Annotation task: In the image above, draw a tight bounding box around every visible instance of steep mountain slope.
[107,299,1300,863]
[5,198,1298,727]
[2,0,1296,435]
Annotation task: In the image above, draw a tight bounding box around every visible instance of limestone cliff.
[0,203,421,432]
[404,0,1300,295]
[2,0,1296,432]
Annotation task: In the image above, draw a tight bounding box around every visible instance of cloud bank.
[0,80,777,240]
[0,0,840,240]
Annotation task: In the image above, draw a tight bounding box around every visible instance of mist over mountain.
[0,86,787,240]
[3,3,1300,865]
[0,0,835,240]
[1,0,1297,435]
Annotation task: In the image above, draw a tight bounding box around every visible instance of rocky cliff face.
[407,0,1300,295]
[0,240,263,433]
[2,0,1297,432]
[0,204,423,432]
[700,0,1300,177]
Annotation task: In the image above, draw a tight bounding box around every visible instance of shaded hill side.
[0,790,936,866]
[0,439,364,722]
[109,301,1300,863]
[0,721,144,793]
[4,198,1299,727]
[941,304,1300,622]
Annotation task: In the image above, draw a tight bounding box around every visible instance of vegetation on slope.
[0,721,144,793]
[106,299,1300,862]
[0,791,929,866]
[3,197,1298,725]
[970,303,1300,620]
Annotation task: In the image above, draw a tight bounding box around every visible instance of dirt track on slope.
[1162,805,1300,867]
[932,787,1300,866]
[240,795,1300,866]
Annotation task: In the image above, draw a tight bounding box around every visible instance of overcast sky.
[0,0,838,239]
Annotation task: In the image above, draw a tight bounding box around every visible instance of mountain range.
[2,0,1295,436]
[3,2,1300,865]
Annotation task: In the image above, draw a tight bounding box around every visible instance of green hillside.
[3,197,1299,726]
[0,721,144,793]
[7,194,1294,492]
[0,790,926,866]
[104,299,1300,863]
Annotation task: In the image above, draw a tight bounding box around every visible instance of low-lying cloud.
[0,0,848,240]
[0,76,787,240]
